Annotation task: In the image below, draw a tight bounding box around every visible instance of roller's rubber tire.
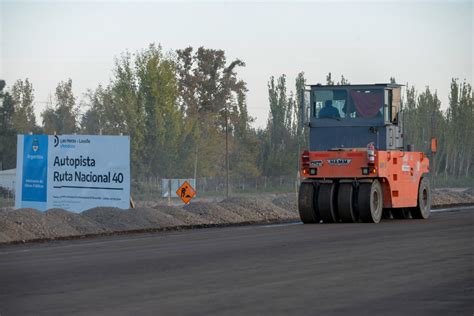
[410,177,431,219]
[298,182,321,223]
[358,180,383,223]
[337,183,358,223]
[392,208,411,219]
[318,183,338,223]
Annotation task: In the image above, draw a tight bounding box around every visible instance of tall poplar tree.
[11,78,36,133]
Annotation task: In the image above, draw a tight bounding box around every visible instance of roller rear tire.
[298,182,321,223]
[338,183,358,223]
[318,183,338,223]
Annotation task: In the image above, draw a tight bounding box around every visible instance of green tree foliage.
[403,80,473,183]
[79,45,256,179]
[135,44,181,177]
[294,72,307,148]
[0,80,15,133]
[175,47,251,178]
[411,87,445,175]
[326,72,350,85]
[82,51,144,176]
[444,79,473,178]
[11,79,37,133]
[42,79,77,134]
[230,88,261,177]
[0,79,38,170]
[338,75,350,85]
[260,73,306,176]
[0,80,17,169]
[326,72,334,85]
[80,85,108,135]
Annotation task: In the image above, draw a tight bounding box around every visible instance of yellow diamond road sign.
[176,181,196,204]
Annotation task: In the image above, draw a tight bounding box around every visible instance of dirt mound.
[463,187,474,195]
[183,202,245,224]
[218,202,265,222]
[45,208,105,235]
[0,208,81,242]
[461,188,474,201]
[272,194,298,214]
[82,207,186,231]
[82,207,151,231]
[157,205,210,225]
[432,188,474,206]
[220,196,297,221]
[128,207,185,228]
[0,209,38,243]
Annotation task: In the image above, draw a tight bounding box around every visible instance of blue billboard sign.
[15,134,130,212]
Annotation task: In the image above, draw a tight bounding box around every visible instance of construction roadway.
[0,208,472,315]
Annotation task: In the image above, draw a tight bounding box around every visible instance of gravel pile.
[464,187,474,195]
[272,194,298,213]
[45,209,105,235]
[184,202,246,224]
[157,205,210,225]
[0,208,82,242]
[0,189,473,244]
[83,207,156,231]
[218,202,265,222]
[128,207,185,228]
[220,196,297,221]
[0,210,38,242]
[83,206,185,231]
[432,188,474,206]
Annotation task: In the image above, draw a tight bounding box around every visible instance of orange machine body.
[301,149,430,208]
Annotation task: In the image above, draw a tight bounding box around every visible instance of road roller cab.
[298,83,432,224]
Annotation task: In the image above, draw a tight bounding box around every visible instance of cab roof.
[309,83,404,89]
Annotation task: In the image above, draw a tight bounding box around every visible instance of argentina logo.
[32,138,39,152]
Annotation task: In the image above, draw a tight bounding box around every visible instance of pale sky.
[1,0,472,128]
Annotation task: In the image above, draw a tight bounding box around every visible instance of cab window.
[349,89,384,119]
[312,90,347,119]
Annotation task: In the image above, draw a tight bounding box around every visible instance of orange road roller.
[298,83,434,223]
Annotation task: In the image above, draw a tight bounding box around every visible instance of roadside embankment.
[1,188,473,244]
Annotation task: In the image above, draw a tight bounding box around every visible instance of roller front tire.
[358,180,383,223]
[410,177,431,219]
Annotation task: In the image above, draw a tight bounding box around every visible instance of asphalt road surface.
[1,209,473,315]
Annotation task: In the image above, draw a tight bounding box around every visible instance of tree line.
[403,79,473,185]
[0,44,472,186]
